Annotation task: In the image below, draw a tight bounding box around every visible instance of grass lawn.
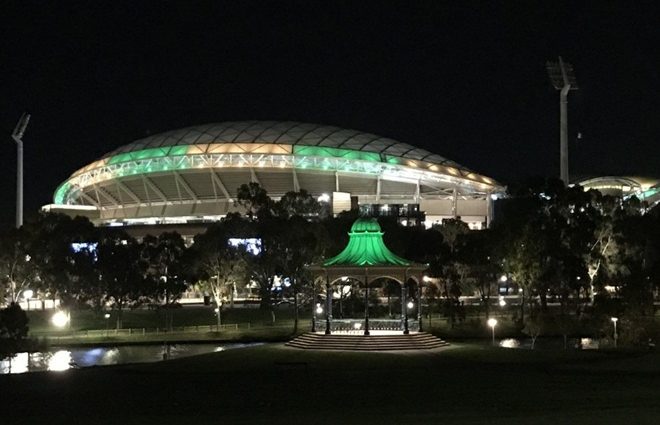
[2,342,660,424]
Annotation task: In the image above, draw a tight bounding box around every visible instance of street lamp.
[22,289,33,311]
[611,317,618,348]
[403,300,414,335]
[51,311,70,328]
[487,318,498,346]
[11,112,30,228]
[498,296,506,307]
[312,303,323,333]
[104,313,111,336]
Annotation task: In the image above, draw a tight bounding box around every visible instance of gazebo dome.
[324,218,410,267]
[350,217,383,233]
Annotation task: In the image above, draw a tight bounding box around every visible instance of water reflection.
[1,343,258,374]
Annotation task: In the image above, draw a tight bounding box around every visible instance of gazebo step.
[285,332,449,351]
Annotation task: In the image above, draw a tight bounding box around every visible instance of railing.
[324,319,419,333]
[28,321,297,342]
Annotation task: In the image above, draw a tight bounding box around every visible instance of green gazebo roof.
[323,218,411,267]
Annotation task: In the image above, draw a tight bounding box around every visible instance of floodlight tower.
[546,57,578,185]
[11,112,31,228]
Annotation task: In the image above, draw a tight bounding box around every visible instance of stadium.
[44,121,504,236]
[575,176,660,208]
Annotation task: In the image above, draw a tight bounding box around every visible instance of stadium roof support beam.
[250,168,261,185]
[116,180,141,205]
[173,172,198,202]
[142,175,168,203]
[94,185,119,207]
[292,168,300,192]
[210,171,232,201]
[78,191,100,208]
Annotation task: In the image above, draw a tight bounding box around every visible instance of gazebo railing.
[323,318,419,333]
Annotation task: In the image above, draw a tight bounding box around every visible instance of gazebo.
[308,217,427,335]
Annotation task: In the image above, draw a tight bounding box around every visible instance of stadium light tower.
[546,57,578,185]
[11,112,31,228]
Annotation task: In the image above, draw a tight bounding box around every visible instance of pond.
[0,342,261,374]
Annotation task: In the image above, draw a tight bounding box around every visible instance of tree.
[455,231,499,318]
[236,182,273,220]
[96,232,146,329]
[275,189,321,219]
[521,313,544,349]
[0,303,29,371]
[141,233,189,330]
[0,228,37,304]
[0,303,29,340]
[434,218,469,254]
[23,213,98,308]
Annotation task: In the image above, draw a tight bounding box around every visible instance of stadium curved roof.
[99,121,470,172]
[53,121,502,216]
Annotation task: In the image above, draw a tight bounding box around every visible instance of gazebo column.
[417,282,423,332]
[325,275,333,335]
[311,280,317,332]
[401,284,409,334]
[364,274,370,336]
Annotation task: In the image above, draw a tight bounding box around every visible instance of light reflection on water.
[0,343,258,374]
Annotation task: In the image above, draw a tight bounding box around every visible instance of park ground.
[2,341,660,424]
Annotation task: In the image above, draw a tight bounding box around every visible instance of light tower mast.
[546,57,578,185]
[11,112,30,228]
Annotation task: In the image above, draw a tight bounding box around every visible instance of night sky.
[1,1,658,228]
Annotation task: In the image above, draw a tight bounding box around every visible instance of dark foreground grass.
[2,343,660,425]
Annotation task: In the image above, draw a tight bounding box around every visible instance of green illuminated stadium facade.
[45,121,503,230]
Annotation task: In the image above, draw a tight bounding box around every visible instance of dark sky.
[1,1,659,228]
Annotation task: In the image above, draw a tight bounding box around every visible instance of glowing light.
[407,301,414,309]
[422,276,431,282]
[104,313,111,319]
[498,297,506,307]
[499,275,508,283]
[48,350,72,372]
[317,193,331,203]
[315,304,323,315]
[353,323,362,330]
[51,311,70,328]
[487,318,498,328]
[611,317,618,323]
[22,289,33,300]
[499,338,520,348]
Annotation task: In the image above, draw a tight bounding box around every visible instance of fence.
[29,321,297,342]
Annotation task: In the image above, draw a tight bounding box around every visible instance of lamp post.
[11,113,30,228]
[488,318,498,346]
[611,317,618,348]
[104,313,111,336]
[404,300,413,335]
[313,304,323,333]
